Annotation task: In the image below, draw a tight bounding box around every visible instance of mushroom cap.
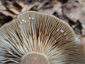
[0,11,85,64]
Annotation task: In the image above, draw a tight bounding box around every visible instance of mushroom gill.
[0,11,85,64]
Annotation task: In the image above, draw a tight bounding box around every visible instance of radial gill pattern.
[0,11,85,64]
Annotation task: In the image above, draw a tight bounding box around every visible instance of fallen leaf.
[62,0,82,22]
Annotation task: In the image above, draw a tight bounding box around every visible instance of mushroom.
[0,11,85,64]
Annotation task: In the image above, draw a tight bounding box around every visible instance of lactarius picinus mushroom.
[0,11,85,64]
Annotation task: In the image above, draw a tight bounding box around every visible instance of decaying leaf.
[62,0,82,22]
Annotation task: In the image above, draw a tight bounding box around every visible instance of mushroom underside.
[0,11,85,64]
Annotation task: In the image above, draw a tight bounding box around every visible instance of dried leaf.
[79,3,85,23]
[0,5,6,11]
[21,2,40,12]
[62,0,82,22]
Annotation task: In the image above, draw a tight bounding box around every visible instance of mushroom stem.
[21,52,49,64]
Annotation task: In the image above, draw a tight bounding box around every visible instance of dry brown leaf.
[39,8,54,15]
[62,0,82,22]
[21,2,40,12]
[52,2,67,21]
[16,1,27,8]
[9,8,20,14]
[0,10,16,18]
[0,5,6,11]
[38,1,56,14]
[1,0,22,15]
[79,3,85,23]
[53,2,62,15]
